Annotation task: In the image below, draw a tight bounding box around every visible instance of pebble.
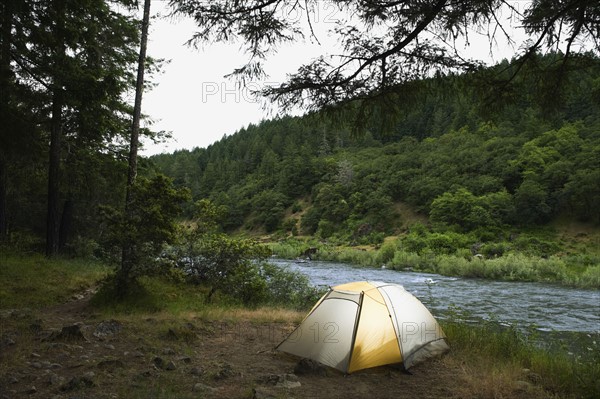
[165,361,177,371]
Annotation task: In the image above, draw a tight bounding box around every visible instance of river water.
[271,259,600,335]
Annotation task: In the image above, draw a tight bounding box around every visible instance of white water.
[271,259,600,334]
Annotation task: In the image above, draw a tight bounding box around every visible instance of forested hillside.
[152,55,600,249]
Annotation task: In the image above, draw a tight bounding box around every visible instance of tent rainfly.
[277,281,449,373]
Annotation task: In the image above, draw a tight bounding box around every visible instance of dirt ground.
[0,293,551,399]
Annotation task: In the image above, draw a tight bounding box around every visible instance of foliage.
[152,57,600,246]
[100,175,190,290]
[171,0,599,124]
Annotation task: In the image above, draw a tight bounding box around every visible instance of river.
[271,259,600,335]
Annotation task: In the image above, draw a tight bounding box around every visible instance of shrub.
[260,262,325,309]
[376,240,397,265]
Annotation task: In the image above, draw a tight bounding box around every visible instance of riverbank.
[1,255,598,398]
[268,237,600,289]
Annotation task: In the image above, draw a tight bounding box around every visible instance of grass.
[441,318,600,398]
[270,238,600,288]
[2,253,599,398]
[0,252,110,309]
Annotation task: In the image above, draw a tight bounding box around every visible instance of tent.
[276,281,449,373]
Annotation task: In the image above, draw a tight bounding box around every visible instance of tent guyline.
[277,281,449,373]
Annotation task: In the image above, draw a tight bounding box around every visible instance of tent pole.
[345,291,364,374]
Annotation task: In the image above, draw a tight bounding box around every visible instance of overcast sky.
[140,1,532,156]
[141,1,331,155]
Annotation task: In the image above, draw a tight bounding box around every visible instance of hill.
[151,56,600,257]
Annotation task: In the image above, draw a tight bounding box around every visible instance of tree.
[101,175,190,286]
[2,0,140,253]
[171,0,599,121]
[118,0,152,295]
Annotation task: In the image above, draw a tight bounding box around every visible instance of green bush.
[260,262,326,309]
[375,240,397,265]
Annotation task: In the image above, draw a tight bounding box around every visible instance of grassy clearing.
[0,252,109,309]
[2,254,598,398]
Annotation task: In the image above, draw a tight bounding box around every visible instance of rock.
[190,366,204,376]
[165,361,177,371]
[177,355,192,364]
[162,347,176,355]
[276,374,301,389]
[103,344,115,350]
[213,363,235,380]
[8,376,19,384]
[153,356,165,369]
[50,363,63,369]
[31,352,41,358]
[257,374,301,389]
[60,375,95,392]
[166,329,179,340]
[30,361,43,369]
[294,358,327,376]
[1,337,16,347]
[93,320,122,339]
[47,373,63,386]
[26,386,37,395]
[45,324,87,342]
[132,351,144,358]
[193,383,218,394]
[82,372,96,383]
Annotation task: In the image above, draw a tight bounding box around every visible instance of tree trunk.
[0,0,12,241]
[45,0,66,257]
[126,0,151,200]
[58,197,73,252]
[46,89,63,256]
[118,0,151,296]
[0,156,7,241]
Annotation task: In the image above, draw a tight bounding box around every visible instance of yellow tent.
[277,281,449,373]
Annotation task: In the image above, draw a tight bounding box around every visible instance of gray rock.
[30,362,43,369]
[50,363,63,369]
[213,363,234,380]
[193,383,218,394]
[26,386,37,395]
[177,355,192,364]
[47,373,61,386]
[257,374,301,389]
[190,366,204,376]
[45,325,87,342]
[162,347,176,355]
[276,374,301,389]
[165,361,176,371]
[9,376,19,384]
[153,356,165,369]
[93,320,122,339]
[83,371,95,380]
[60,375,95,392]
[103,344,115,350]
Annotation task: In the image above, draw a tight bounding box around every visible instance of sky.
[140,1,533,156]
[141,1,331,155]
